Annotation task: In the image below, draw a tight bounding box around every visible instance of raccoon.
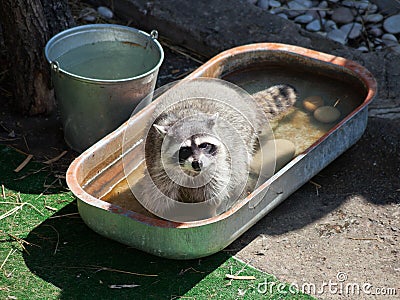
[140,83,297,220]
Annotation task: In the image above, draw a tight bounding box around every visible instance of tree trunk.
[0,0,74,115]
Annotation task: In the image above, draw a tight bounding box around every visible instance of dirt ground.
[1,1,399,299]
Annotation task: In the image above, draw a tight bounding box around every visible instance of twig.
[45,205,58,211]
[43,150,68,165]
[333,98,341,107]
[92,265,158,277]
[0,202,44,221]
[1,184,5,199]
[347,237,382,242]
[225,274,256,280]
[14,154,33,172]
[48,212,79,219]
[22,135,30,152]
[178,267,205,275]
[0,248,17,270]
[108,284,140,289]
[14,166,49,180]
[44,225,60,255]
[5,232,37,255]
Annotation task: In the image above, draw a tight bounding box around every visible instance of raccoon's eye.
[179,147,192,161]
[199,143,216,154]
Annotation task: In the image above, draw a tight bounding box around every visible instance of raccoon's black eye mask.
[178,147,192,162]
[198,143,217,154]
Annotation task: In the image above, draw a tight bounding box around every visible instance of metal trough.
[66,43,377,259]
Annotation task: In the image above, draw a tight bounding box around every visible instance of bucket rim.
[44,24,164,84]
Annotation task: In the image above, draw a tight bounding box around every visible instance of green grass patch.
[0,145,314,299]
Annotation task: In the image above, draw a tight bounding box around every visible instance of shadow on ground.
[23,203,232,299]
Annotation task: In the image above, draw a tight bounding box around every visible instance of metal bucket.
[45,24,164,152]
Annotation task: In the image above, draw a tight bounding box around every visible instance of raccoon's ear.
[208,113,219,127]
[153,124,170,136]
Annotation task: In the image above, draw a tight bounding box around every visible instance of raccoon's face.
[153,113,223,178]
[177,135,219,175]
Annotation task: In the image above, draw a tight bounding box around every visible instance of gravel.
[248,0,400,53]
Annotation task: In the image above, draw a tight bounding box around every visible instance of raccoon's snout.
[191,160,202,172]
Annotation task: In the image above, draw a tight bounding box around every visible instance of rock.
[257,0,269,9]
[383,14,400,34]
[251,139,296,173]
[314,106,341,123]
[269,0,281,8]
[356,46,369,52]
[367,4,378,14]
[287,1,307,17]
[294,14,314,24]
[382,33,399,47]
[79,7,97,22]
[369,27,383,37]
[327,29,348,44]
[331,7,354,24]
[97,6,113,19]
[306,19,322,31]
[365,14,384,23]
[382,33,398,42]
[324,20,338,32]
[340,23,363,39]
[303,96,324,112]
[318,1,329,9]
[371,0,400,15]
[277,13,289,19]
[294,0,313,8]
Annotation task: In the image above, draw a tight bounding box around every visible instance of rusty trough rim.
[66,43,377,229]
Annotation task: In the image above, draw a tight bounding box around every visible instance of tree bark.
[0,0,74,115]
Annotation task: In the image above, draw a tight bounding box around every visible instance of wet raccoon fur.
[140,84,297,219]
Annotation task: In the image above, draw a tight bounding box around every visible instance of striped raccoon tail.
[252,84,298,120]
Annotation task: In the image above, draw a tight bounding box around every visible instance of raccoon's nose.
[192,160,202,172]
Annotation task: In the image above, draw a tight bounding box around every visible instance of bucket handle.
[150,30,158,40]
[50,61,60,73]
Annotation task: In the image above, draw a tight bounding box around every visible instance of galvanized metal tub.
[45,24,164,152]
[66,43,377,259]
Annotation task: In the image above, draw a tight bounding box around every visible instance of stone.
[327,29,347,44]
[314,106,341,123]
[294,0,313,8]
[294,14,314,24]
[303,96,324,112]
[324,20,337,32]
[79,7,97,22]
[331,7,354,24]
[269,0,281,8]
[382,33,399,47]
[251,139,296,173]
[277,13,289,19]
[369,27,383,37]
[287,1,307,17]
[383,14,400,34]
[340,23,363,39]
[97,6,113,19]
[306,19,322,31]
[356,46,369,52]
[367,4,378,14]
[365,14,384,23]
[257,0,269,9]
[372,0,400,15]
[318,1,329,9]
